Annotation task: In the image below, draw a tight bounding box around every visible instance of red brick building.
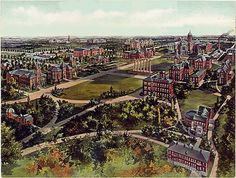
[73,46,104,58]
[123,48,154,59]
[167,141,210,176]
[143,72,175,99]
[169,60,193,81]
[47,62,75,84]
[217,59,233,85]
[190,69,206,87]
[184,105,214,134]
[193,42,213,54]
[189,55,212,71]
[6,108,33,126]
[6,64,46,90]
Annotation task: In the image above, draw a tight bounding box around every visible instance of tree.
[1,123,22,164]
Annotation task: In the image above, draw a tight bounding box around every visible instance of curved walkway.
[21,130,168,156]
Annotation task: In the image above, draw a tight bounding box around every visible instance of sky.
[1,0,235,37]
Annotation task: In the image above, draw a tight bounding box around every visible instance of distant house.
[184,105,214,135]
[143,71,175,99]
[167,141,210,176]
[6,108,33,126]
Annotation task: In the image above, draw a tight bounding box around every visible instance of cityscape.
[1,0,235,177]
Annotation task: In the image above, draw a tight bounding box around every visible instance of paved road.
[21,130,169,156]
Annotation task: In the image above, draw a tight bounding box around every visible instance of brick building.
[217,59,233,85]
[193,42,213,54]
[189,54,212,71]
[47,62,75,84]
[123,48,154,59]
[167,141,210,176]
[73,46,104,58]
[6,64,46,90]
[6,108,33,126]
[169,60,193,81]
[190,69,206,87]
[143,72,175,99]
[184,105,214,134]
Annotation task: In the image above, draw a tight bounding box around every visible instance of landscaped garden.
[60,74,143,100]
[179,89,217,113]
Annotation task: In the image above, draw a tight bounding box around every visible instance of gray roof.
[168,141,210,163]
[144,72,173,83]
[9,69,36,79]
[185,105,212,122]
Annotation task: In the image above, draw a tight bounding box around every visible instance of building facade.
[143,72,175,99]
[169,60,193,81]
[6,108,33,126]
[217,59,233,85]
[184,105,214,134]
[190,69,206,87]
[73,46,105,58]
[47,62,75,84]
[6,64,46,90]
[167,141,210,176]
[189,54,212,71]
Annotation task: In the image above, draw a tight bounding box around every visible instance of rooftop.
[168,141,210,163]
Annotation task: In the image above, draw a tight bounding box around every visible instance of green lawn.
[179,90,217,113]
[60,74,142,100]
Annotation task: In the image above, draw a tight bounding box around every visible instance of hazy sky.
[1,0,235,37]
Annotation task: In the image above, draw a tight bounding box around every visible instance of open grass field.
[179,89,217,113]
[60,74,142,100]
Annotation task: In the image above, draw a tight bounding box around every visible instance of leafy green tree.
[1,123,22,164]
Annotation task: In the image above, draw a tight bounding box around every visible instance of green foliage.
[1,123,22,165]
[214,95,235,177]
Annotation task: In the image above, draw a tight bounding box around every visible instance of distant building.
[184,105,214,134]
[217,59,233,85]
[143,72,175,99]
[73,46,105,58]
[167,141,210,176]
[6,64,46,90]
[6,108,33,126]
[123,48,154,59]
[169,60,193,81]
[47,62,75,84]
[189,54,212,71]
[224,48,235,65]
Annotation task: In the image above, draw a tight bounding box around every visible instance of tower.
[187,30,193,53]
